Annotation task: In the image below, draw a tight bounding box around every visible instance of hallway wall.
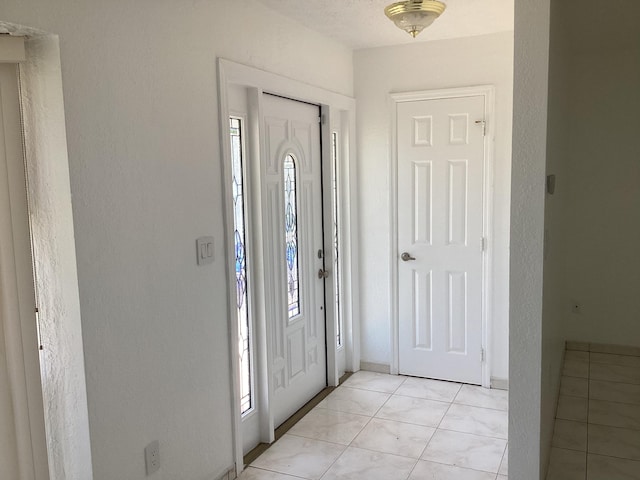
[354,32,514,383]
[1,1,353,479]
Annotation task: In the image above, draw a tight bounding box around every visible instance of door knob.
[401,252,416,262]
[318,268,330,279]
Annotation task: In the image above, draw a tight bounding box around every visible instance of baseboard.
[216,465,236,480]
[490,377,509,390]
[359,362,391,374]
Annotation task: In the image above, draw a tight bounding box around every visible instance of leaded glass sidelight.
[230,117,253,415]
[332,132,343,348]
[284,155,301,319]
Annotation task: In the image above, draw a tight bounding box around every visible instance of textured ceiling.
[257,0,514,50]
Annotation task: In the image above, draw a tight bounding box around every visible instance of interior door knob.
[401,252,416,261]
[318,268,330,279]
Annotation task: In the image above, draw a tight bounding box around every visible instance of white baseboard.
[360,362,391,374]
[491,377,509,390]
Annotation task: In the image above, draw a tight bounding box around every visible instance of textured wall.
[511,0,551,479]
[354,32,514,382]
[1,1,353,479]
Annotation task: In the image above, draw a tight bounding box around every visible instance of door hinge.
[35,306,44,350]
[481,237,487,252]
[481,347,486,362]
[475,119,486,136]
[319,114,326,125]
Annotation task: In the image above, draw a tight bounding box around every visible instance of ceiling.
[257,0,514,50]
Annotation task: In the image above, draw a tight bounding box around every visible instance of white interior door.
[262,94,326,427]
[0,63,49,480]
[397,95,485,385]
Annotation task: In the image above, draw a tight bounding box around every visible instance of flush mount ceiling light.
[384,0,446,38]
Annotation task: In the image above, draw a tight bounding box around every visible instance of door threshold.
[243,372,353,467]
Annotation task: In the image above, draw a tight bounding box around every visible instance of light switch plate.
[196,236,215,266]
[145,440,160,475]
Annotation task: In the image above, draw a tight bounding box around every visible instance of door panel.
[262,94,326,427]
[397,95,485,385]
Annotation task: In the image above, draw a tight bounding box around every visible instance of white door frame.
[389,85,495,388]
[217,59,358,473]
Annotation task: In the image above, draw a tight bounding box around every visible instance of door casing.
[389,86,496,388]
[217,59,358,474]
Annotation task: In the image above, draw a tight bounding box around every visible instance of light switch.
[196,236,215,265]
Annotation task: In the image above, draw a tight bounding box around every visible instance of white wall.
[1,1,353,479]
[510,0,551,478]
[562,45,640,346]
[354,32,514,382]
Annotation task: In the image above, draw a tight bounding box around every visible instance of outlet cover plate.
[145,440,160,475]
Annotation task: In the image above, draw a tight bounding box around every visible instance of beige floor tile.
[590,399,640,430]
[587,454,640,480]
[342,371,406,393]
[439,404,508,439]
[551,419,587,451]
[317,387,390,416]
[588,424,640,461]
[546,447,586,480]
[591,364,640,385]
[556,395,588,422]
[238,467,306,480]
[499,444,508,476]
[454,385,508,411]
[590,353,640,368]
[288,408,370,445]
[590,344,640,357]
[351,417,435,458]
[375,394,450,427]
[251,434,345,480]
[567,341,589,351]
[563,358,589,378]
[421,429,506,473]
[408,460,496,480]
[320,446,416,480]
[560,376,588,398]
[590,380,640,406]
[394,377,461,403]
[566,350,590,362]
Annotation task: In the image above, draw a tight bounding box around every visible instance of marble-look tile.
[551,419,587,451]
[439,404,508,439]
[238,467,304,480]
[453,385,508,411]
[563,358,589,378]
[567,341,590,352]
[421,429,506,473]
[288,408,369,445]
[499,445,508,476]
[342,371,406,393]
[588,424,640,461]
[408,461,496,480]
[351,418,435,458]
[394,377,461,403]
[251,434,345,480]
[587,453,640,480]
[590,399,640,430]
[497,476,508,480]
[375,395,450,427]
[560,376,589,398]
[590,343,640,357]
[556,395,588,422]
[317,387,390,416]
[591,352,640,368]
[545,447,586,480]
[590,380,640,405]
[591,363,640,385]
[320,446,416,480]
[565,350,590,362]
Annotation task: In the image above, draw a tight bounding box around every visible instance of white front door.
[397,95,486,385]
[262,94,326,427]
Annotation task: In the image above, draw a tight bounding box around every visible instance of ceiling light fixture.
[384,0,446,38]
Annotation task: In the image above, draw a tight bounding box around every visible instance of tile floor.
[240,371,508,480]
[547,342,640,480]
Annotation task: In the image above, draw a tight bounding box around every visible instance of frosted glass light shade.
[384,0,446,38]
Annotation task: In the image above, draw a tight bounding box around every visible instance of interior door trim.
[389,85,496,388]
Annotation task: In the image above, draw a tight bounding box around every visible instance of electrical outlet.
[145,440,160,475]
[571,302,581,314]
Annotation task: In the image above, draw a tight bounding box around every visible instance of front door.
[262,94,327,427]
[397,95,486,385]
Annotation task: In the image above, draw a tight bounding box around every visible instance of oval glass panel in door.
[284,154,301,319]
